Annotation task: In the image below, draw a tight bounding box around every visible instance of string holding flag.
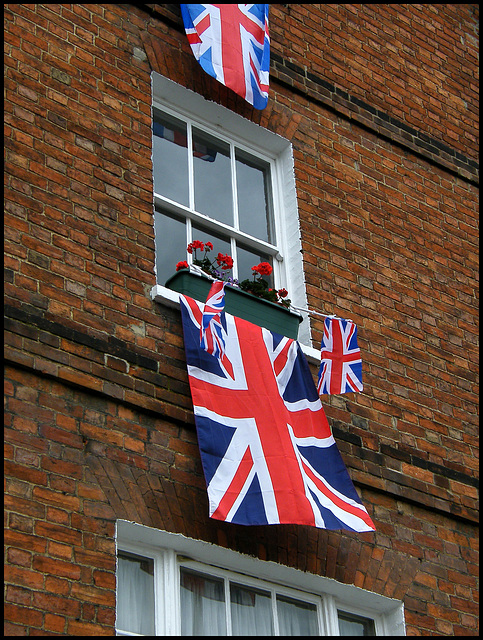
[180,4,270,109]
[289,302,351,322]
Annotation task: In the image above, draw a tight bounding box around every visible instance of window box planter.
[165,270,302,339]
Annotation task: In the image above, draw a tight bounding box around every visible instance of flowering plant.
[176,241,291,308]
[238,262,291,308]
[176,240,236,284]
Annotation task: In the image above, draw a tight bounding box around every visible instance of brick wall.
[269,4,479,163]
[4,3,479,636]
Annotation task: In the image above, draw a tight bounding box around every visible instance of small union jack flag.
[181,4,270,109]
[200,280,227,359]
[180,295,375,531]
[317,317,363,395]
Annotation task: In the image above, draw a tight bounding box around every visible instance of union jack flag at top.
[180,4,270,109]
[317,317,363,395]
[180,295,375,531]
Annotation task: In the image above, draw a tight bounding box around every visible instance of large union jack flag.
[180,4,270,109]
[317,318,363,396]
[180,295,375,531]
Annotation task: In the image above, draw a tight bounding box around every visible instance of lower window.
[116,521,405,636]
[179,566,320,636]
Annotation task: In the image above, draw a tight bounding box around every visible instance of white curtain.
[338,612,374,636]
[117,555,155,635]
[179,568,320,636]
[277,596,319,636]
[180,569,227,635]
[230,584,273,635]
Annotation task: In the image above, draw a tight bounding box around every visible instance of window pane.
[191,223,233,281]
[193,127,233,225]
[180,568,226,636]
[338,611,376,636]
[277,595,319,636]
[153,110,189,206]
[116,553,155,636]
[236,243,274,288]
[230,583,273,636]
[154,209,187,284]
[236,150,273,243]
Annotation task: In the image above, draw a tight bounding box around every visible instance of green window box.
[165,270,302,340]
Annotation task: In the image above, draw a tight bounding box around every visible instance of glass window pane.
[116,553,155,636]
[230,583,274,636]
[277,595,319,636]
[193,127,233,226]
[338,611,376,636]
[153,110,189,206]
[154,209,187,284]
[236,150,273,243]
[236,243,274,288]
[191,223,234,281]
[180,568,226,636]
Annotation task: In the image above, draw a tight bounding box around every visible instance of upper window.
[150,72,312,346]
[152,107,276,289]
[116,521,406,636]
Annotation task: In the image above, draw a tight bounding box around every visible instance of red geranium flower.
[278,288,288,298]
[216,253,234,270]
[176,240,234,282]
[187,240,204,254]
[252,262,273,276]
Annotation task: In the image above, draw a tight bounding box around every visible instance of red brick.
[33,556,82,580]
[4,565,44,590]
[44,613,67,634]
[70,583,115,607]
[47,540,73,561]
[4,603,43,629]
[32,487,81,512]
[44,575,71,596]
[67,620,114,636]
[32,592,81,618]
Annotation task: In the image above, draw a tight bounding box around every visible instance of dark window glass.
[193,128,233,225]
[277,595,319,635]
[154,209,187,285]
[236,150,273,243]
[338,610,376,636]
[117,552,155,635]
[237,242,274,287]
[191,222,233,279]
[180,568,226,636]
[153,110,189,206]
[230,583,273,635]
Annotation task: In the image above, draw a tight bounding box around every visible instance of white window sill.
[117,521,406,636]
[150,284,321,365]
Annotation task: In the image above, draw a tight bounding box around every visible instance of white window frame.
[149,72,319,360]
[116,520,405,636]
